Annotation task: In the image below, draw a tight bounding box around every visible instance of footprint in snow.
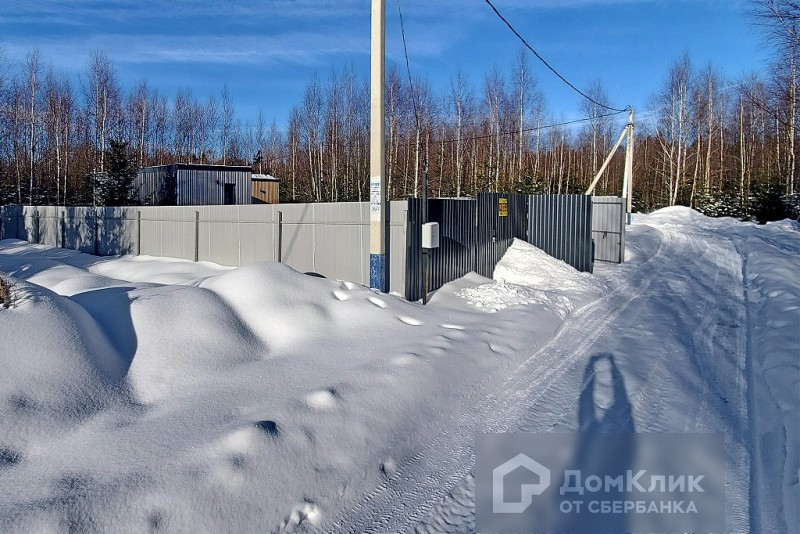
[487,342,512,355]
[398,315,423,326]
[440,323,465,330]
[254,420,280,437]
[342,281,358,290]
[281,501,321,531]
[305,388,339,411]
[380,458,397,478]
[393,353,422,366]
[367,295,388,309]
[332,289,349,301]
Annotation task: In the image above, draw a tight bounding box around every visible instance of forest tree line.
[0,1,797,220]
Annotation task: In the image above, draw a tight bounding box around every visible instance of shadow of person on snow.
[547,353,636,534]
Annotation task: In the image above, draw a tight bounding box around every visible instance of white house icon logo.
[493,453,551,513]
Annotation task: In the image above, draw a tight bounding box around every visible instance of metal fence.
[476,193,529,277]
[406,198,477,301]
[2,193,625,302]
[0,205,21,241]
[591,196,626,263]
[528,194,594,273]
[0,203,409,295]
[405,193,530,301]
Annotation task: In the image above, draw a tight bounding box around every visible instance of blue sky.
[0,0,770,128]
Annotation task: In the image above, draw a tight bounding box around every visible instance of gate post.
[194,211,200,262]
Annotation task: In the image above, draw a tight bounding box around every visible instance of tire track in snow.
[736,237,783,534]
[320,228,672,534]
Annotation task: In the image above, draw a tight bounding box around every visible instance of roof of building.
[252,174,280,182]
[139,163,253,172]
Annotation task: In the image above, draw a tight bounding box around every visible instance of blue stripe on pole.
[370,253,385,291]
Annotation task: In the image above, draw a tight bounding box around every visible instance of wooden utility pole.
[369,0,387,291]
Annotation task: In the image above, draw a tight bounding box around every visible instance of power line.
[438,109,627,145]
[482,0,628,113]
[397,0,421,133]
[259,109,626,166]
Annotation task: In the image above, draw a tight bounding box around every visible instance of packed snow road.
[325,209,799,534]
[0,207,797,533]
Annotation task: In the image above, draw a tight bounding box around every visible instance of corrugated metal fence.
[476,193,529,277]
[406,198,477,301]
[406,193,603,300]
[405,193,530,301]
[591,196,626,264]
[0,203,409,294]
[528,194,594,273]
[0,205,21,241]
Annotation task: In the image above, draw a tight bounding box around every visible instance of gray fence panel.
[388,201,408,296]
[591,196,626,263]
[528,194,594,273]
[7,202,408,295]
[0,205,22,241]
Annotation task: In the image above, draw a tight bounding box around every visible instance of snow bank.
[456,281,573,315]
[0,240,572,531]
[0,239,230,292]
[455,238,604,314]
[493,238,599,292]
[0,279,125,433]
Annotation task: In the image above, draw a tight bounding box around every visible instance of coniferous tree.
[100,139,137,206]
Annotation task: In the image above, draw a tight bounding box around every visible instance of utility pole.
[369,0,387,291]
[622,107,635,217]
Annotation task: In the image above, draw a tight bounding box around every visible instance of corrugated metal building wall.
[136,164,252,206]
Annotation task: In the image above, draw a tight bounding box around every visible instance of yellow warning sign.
[498,197,509,217]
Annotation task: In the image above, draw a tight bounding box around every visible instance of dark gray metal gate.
[405,193,596,301]
[528,194,594,273]
[476,193,529,277]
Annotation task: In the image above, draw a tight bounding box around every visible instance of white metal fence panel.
[2,202,408,295]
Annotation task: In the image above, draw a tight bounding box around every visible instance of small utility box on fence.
[421,222,440,305]
[422,222,440,250]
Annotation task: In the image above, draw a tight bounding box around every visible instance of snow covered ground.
[0,208,797,533]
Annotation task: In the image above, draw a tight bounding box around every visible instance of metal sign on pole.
[369,0,387,291]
